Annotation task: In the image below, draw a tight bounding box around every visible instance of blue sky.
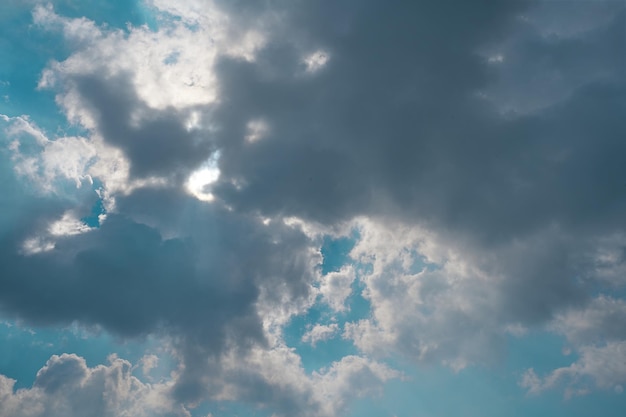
[1,1,626,416]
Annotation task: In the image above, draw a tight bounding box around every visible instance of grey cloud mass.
[207,0,625,340]
[60,73,214,179]
[213,1,625,239]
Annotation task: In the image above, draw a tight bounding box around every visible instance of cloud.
[338,218,586,369]
[551,296,626,346]
[521,295,626,397]
[138,354,159,378]
[481,1,626,114]
[201,0,626,379]
[0,196,325,402]
[311,355,401,416]
[206,346,400,417]
[521,342,626,398]
[1,0,626,414]
[302,323,340,347]
[0,353,187,417]
[33,4,234,182]
[2,114,97,193]
[0,348,398,417]
[319,266,355,312]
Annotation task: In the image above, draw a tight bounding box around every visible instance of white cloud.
[343,219,505,369]
[521,341,626,398]
[19,210,96,255]
[20,237,55,256]
[522,296,626,397]
[302,323,340,347]
[244,118,270,143]
[311,355,401,417]
[550,296,626,345]
[319,266,355,312]
[212,344,400,417]
[340,218,617,373]
[146,0,229,26]
[48,211,94,236]
[138,354,159,377]
[35,5,216,111]
[1,114,115,198]
[303,50,330,73]
[0,339,398,417]
[34,2,266,115]
[0,353,188,417]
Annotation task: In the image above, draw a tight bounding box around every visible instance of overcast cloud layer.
[1,1,626,416]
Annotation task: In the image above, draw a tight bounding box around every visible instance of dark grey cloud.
[206,0,626,332]
[68,73,215,179]
[485,6,626,112]
[210,0,528,226]
[0,186,318,403]
[212,1,625,238]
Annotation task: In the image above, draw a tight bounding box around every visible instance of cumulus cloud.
[206,345,399,417]
[0,349,397,417]
[0,353,186,417]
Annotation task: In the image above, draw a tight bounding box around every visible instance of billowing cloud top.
[1,1,625,416]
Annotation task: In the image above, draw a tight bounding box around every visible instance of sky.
[0,1,625,416]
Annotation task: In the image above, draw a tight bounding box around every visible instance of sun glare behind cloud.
[186,152,221,202]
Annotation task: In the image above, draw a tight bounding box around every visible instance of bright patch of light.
[186,151,221,201]
[21,211,96,255]
[225,30,266,62]
[245,118,269,143]
[48,212,93,236]
[303,50,329,73]
[488,54,504,63]
[21,237,55,255]
[185,110,202,131]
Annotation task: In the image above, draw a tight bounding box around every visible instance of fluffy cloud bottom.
[0,349,398,417]
[0,353,185,417]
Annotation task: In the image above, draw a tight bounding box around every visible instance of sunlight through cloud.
[186,151,221,202]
